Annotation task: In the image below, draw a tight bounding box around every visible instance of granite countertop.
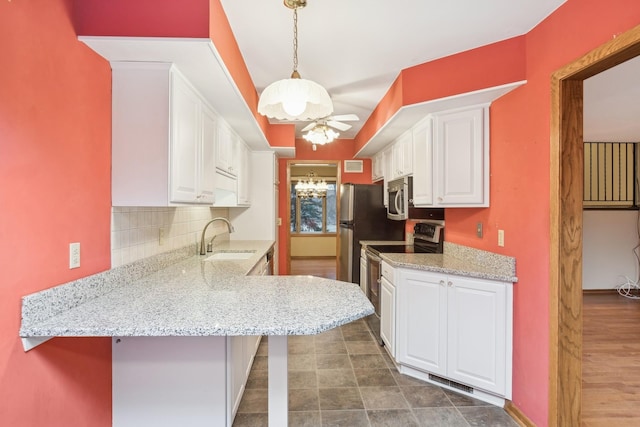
[20,241,374,339]
[380,242,518,283]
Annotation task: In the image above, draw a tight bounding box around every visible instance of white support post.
[268,335,288,426]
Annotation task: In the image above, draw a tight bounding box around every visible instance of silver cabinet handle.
[448,281,453,287]
[439,280,445,286]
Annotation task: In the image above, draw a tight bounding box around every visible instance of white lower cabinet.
[228,334,261,425]
[380,276,395,356]
[380,261,396,357]
[396,268,512,399]
[359,250,368,296]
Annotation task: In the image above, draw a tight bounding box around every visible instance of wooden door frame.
[550,24,640,426]
[285,160,341,274]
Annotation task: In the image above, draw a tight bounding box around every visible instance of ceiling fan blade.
[329,114,359,122]
[301,122,317,132]
[327,120,352,131]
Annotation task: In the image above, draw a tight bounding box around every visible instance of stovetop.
[366,220,444,256]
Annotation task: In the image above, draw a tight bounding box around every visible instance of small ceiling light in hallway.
[257,0,333,121]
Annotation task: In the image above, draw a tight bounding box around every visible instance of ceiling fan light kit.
[303,124,339,150]
[257,0,333,121]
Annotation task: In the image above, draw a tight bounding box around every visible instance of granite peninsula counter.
[20,240,373,427]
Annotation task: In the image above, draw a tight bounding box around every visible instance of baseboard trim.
[504,401,536,427]
[582,289,618,295]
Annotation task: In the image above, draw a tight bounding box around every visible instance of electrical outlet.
[159,228,165,246]
[498,230,505,247]
[476,222,483,238]
[69,242,80,269]
[277,217,282,226]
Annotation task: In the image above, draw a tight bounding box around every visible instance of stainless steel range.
[365,221,444,345]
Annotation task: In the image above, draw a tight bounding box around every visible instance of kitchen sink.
[205,251,255,261]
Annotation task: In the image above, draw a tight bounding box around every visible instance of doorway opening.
[550,24,640,426]
[286,160,341,275]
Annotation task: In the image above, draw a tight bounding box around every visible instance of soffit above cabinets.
[79,36,271,151]
[356,80,526,158]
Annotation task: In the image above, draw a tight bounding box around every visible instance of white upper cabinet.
[216,122,237,177]
[236,140,251,206]
[433,105,488,206]
[111,62,216,206]
[371,150,385,182]
[390,131,413,180]
[170,73,216,204]
[410,104,489,208]
[382,145,393,208]
[411,117,434,206]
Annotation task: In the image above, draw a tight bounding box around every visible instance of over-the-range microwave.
[387,176,444,221]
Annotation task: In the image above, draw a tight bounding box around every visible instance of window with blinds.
[583,142,638,208]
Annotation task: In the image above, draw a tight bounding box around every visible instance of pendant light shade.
[258,76,333,121]
[257,0,333,121]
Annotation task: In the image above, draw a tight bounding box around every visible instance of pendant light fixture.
[257,0,333,121]
[295,171,329,198]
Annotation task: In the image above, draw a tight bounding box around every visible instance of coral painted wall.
[0,0,112,425]
[277,139,374,274]
[443,2,640,425]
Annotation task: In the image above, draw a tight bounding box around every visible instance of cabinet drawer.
[381,261,394,282]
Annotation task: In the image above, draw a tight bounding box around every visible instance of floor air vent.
[428,374,474,394]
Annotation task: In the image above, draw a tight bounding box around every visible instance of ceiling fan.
[300,114,360,133]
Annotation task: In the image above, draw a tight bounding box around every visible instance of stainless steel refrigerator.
[338,183,405,284]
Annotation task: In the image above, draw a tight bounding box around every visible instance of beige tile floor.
[232,318,518,427]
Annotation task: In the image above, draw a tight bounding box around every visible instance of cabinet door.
[411,117,434,206]
[382,146,393,207]
[447,276,507,395]
[199,105,217,204]
[216,123,237,177]
[236,141,251,206]
[397,269,447,376]
[433,106,488,206]
[391,132,413,179]
[380,276,396,357]
[228,336,245,425]
[360,257,368,296]
[170,74,201,203]
[372,151,384,182]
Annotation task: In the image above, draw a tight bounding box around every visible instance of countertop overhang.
[20,240,374,349]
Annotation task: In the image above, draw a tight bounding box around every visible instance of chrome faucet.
[199,217,235,255]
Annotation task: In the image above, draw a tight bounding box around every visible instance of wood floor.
[582,292,640,426]
[290,257,337,279]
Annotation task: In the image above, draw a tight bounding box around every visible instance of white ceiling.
[584,55,640,142]
[219,0,568,139]
[216,0,640,146]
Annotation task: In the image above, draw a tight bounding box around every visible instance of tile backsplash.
[111,206,230,268]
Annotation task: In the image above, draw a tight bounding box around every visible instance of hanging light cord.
[291,7,299,77]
